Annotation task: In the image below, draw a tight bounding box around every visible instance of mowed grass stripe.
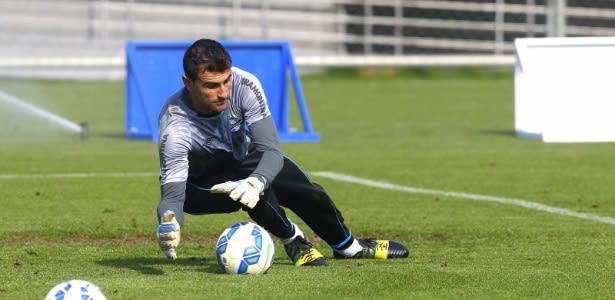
[0,172,158,179]
[5,170,615,226]
[312,171,615,226]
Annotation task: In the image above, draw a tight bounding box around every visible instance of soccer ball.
[215,221,275,275]
[44,279,107,300]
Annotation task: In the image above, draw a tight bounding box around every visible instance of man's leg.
[234,152,327,266]
[272,157,410,259]
[182,151,300,242]
[272,158,354,249]
[244,191,293,238]
[186,172,329,266]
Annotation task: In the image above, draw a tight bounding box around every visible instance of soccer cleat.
[284,236,328,266]
[334,239,409,259]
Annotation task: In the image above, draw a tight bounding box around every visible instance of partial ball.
[45,279,107,300]
[216,221,275,275]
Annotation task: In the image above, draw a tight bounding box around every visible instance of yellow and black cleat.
[284,236,328,266]
[334,239,409,259]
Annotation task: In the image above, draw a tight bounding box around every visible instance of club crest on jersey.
[228,117,242,133]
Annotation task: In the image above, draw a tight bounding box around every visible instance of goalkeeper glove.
[157,210,180,260]
[211,177,265,209]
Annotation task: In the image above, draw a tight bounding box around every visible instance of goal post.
[125,40,320,142]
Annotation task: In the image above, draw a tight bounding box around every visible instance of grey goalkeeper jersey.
[158,67,283,216]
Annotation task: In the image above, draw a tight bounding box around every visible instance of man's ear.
[182,75,192,91]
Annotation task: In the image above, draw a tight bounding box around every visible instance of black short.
[183,151,255,214]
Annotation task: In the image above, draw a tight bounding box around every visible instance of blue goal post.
[125,40,320,143]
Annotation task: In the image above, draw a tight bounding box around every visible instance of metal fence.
[1,0,615,78]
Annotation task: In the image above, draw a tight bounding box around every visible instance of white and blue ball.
[45,279,107,300]
[215,221,275,275]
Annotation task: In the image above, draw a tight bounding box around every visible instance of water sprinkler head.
[79,122,89,140]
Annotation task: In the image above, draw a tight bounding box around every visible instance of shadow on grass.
[479,129,517,137]
[96,256,222,275]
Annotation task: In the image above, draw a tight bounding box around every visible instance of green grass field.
[2,69,615,299]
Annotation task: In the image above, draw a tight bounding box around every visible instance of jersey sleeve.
[159,121,191,185]
[234,69,271,125]
[248,116,283,187]
[157,114,192,225]
[232,69,283,187]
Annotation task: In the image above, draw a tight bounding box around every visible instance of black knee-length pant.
[183,151,354,250]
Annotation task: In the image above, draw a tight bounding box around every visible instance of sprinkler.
[80,122,89,140]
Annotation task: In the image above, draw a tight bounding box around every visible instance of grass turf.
[2,69,615,299]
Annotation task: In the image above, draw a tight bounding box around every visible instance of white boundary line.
[311,171,615,226]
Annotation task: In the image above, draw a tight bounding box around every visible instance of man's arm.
[157,120,191,224]
[157,181,187,226]
[156,118,190,259]
[248,115,283,188]
[211,69,283,208]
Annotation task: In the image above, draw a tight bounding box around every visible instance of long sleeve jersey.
[157,67,283,225]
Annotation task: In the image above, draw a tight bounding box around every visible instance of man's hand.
[211,177,265,209]
[157,210,180,260]
[210,181,240,193]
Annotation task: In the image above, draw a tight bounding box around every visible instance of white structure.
[514,37,615,142]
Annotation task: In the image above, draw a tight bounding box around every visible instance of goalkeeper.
[156,38,408,266]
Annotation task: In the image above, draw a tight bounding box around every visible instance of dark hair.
[183,39,232,81]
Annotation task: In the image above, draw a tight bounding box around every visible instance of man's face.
[183,68,232,115]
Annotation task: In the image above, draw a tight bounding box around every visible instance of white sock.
[338,239,363,257]
[281,223,305,245]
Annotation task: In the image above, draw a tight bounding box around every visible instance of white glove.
[211,177,265,209]
[157,210,180,260]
